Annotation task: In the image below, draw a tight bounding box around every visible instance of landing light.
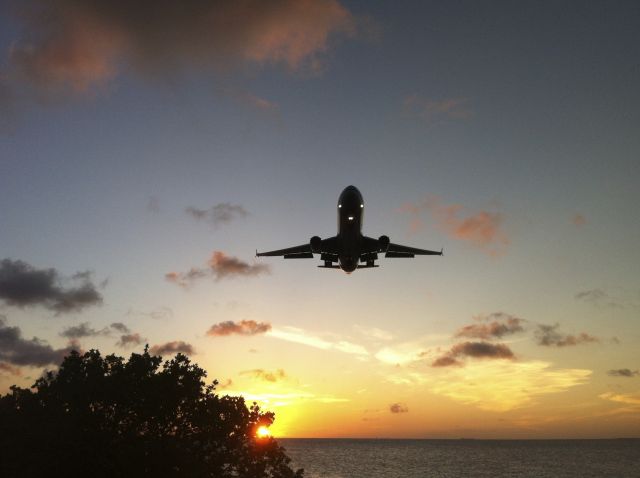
[348,216,354,221]
[360,204,364,208]
[338,204,342,208]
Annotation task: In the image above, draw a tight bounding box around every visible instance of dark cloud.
[0,259,102,313]
[149,341,195,356]
[432,341,514,367]
[389,403,409,413]
[5,0,355,97]
[60,322,109,339]
[535,324,599,347]
[240,368,286,382]
[206,320,271,337]
[185,203,249,227]
[116,333,145,348]
[607,369,638,378]
[431,355,463,368]
[455,312,525,340]
[110,322,130,333]
[574,289,622,308]
[0,316,76,366]
[166,251,270,286]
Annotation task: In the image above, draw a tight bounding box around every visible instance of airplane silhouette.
[257,186,442,273]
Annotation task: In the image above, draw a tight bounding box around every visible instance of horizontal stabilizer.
[385,252,414,258]
[317,264,341,269]
[284,252,314,259]
[357,264,379,268]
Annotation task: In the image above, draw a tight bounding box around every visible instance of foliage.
[0,348,303,478]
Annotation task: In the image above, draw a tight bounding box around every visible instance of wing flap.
[387,243,442,256]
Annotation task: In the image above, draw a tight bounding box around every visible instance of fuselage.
[337,185,364,273]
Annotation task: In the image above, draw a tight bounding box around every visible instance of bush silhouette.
[0,348,303,477]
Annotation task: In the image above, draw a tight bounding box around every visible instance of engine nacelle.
[378,235,390,252]
[310,236,322,253]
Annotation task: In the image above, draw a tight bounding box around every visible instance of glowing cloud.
[7,0,355,95]
[267,326,368,356]
[150,341,195,356]
[414,360,591,411]
[166,251,270,286]
[207,320,271,337]
[240,368,287,382]
[398,198,509,256]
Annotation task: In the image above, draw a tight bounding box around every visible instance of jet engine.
[310,236,322,253]
[378,235,390,252]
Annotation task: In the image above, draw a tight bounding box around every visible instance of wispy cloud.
[240,368,287,382]
[0,362,22,376]
[0,259,102,314]
[207,320,271,337]
[607,369,638,378]
[572,213,587,227]
[5,0,356,99]
[166,251,270,286]
[398,197,509,256]
[150,341,195,356]
[599,392,640,406]
[388,360,591,412]
[535,323,599,347]
[455,312,525,340]
[574,289,623,309]
[403,95,473,123]
[389,403,409,414]
[267,326,369,356]
[185,203,249,227]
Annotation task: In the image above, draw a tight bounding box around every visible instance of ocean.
[279,438,640,477]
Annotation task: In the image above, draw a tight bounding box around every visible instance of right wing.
[256,244,313,258]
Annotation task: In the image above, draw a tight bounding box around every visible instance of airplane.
[256,185,442,274]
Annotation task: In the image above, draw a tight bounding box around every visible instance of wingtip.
[440,248,444,256]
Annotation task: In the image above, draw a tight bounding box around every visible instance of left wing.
[256,244,313,258]
[385,243,442,258]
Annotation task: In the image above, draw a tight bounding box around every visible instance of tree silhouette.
[0,348,303,477]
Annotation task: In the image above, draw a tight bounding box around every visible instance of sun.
[256,426,271,439]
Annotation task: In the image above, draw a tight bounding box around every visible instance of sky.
[1,0,639,438]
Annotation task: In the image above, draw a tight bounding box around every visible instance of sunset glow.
[0,1,638,442]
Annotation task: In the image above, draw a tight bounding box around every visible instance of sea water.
[279,438,640,478]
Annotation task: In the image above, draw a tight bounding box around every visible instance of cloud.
[110,322,130,333]
[607,369,638,378]
[599,392,640,406]
[59,322,109,339]
[217,378,233,389]
[403,95,473,123]
[398,198,509,256]
[574,289,622,309]
[240,368,287,382]
[207,320,271,337]
[0,316,77,366]
[267,326,369,356]
[0,259,103,313]
[389,403,409,414]
[150,341,195,356]
[185,203,249,227]
[5,0,355,97]
[166,251,270,286]
[432,341,515,367]
[0,362,22,376]
[572,213,586,227]
[429,360,591,411]
[535,324,599,347]
[116,333,145,348]
[455,312,525,340]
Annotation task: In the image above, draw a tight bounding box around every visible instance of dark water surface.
[279,438,640,478]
